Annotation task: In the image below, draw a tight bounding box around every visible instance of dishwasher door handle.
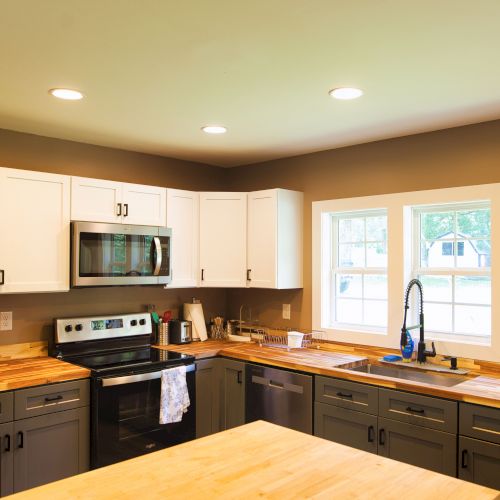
[251,375,304,394]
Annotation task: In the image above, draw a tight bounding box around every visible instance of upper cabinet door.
[166,189,199,288]
[199,192,247,288]
[0,168,70,293]
[247,189,303,289]
[71,177,123,223]
[121,182,166,227]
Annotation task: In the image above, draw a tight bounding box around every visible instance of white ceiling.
[1,1,500,167]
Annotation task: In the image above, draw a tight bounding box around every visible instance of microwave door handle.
[152,237,162,276]
[101,364,195,387]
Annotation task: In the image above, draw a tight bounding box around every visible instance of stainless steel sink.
[347,364,470,387]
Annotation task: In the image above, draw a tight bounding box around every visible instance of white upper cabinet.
[166,189,199,288]
[71,177,166,226]
[247,189,303,289]
[0,167,70,293]
[199,192,247,288]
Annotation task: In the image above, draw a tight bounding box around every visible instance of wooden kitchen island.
[10,421,499,499]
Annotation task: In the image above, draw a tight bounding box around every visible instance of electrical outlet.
[0,312,12,331]
[282,304,291,320]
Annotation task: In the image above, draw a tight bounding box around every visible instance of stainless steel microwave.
[71,222,172,287]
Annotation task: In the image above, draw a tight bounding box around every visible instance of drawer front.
[0,392,13,423]
[460,403,500,445]
[315,376,378,415]
[14,380,90,420]
[379,388,457,433]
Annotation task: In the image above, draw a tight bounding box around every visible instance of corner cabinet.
[71,176,166,227]
[166,189,199,288]
[0,167,70,294]
[247,189,303,289]
[199,192,247,287]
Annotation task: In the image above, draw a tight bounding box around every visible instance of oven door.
[72,222,171,287]
[91,364,195,469]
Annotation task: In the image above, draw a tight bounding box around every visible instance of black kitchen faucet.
[401,278,436,363]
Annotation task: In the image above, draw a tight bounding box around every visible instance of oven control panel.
[55,313,152,344]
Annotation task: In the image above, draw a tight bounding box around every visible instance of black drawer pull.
[201,269,205,281]
[368,425,375,443]
[44,395,63,403]
[4,434,10,452]
[123,203,129,217]
[0,270,4,285]
[247,269,252,281]
[406,406,425,414]
[117,203,122,216]
[379,428,385,446]
[336,392,353,399]
[17,431,23,449]
[461,449,468,468]
[237,370,243,384]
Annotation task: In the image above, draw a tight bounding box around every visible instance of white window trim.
[312,183,500,363]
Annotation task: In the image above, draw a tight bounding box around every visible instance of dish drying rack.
[250,328,326,351]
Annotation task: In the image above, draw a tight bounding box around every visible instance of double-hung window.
[331,210,388,330]
[413,202,491,343]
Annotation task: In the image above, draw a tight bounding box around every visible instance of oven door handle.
[101,364,195,387]
[152,237,162,276]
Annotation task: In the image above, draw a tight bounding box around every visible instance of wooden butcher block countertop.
[0,357,90,391]
[156,340,500,408]
[10,421,499,500]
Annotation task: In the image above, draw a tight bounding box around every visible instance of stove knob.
[131,319,138,327]
[64,325,73,333]
[75,324,83,332]
[139,319,146,326]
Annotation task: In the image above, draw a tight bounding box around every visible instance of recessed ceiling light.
[202,125,227,134]
[329,87,363,100]
[49,88,84,100]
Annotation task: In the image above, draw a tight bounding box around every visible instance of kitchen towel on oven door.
[159,365,190,424]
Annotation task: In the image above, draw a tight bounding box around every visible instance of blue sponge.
[383,355,403,362]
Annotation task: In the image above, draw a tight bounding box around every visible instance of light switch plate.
[0,311,12,331]
[282,304,291,320]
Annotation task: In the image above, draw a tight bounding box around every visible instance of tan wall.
[225,120,500,330]
[0,128,226,345]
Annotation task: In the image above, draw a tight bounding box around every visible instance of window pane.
[364,275,387,299]
[455,276,491,305]
[364,300,387,327]
[425,303,452,332]
[455,305,491,336]
[339,218,364,243]
[420,212,454,240]
[419,275,452,302]
[456,239,490,268]
[339,243,364,267]
[336,299,362,324]
[366,242,387,267]
[336,274,361,298]
[457,209,490,238]
[366,216,387,242]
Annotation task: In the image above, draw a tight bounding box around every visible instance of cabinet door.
[122,182,166,227]
[220,359,245,430]
[13,407,89,493]
[378,417,456,476]
[314,403,378,454]
[0,168,70,293]
[459,436,500,490]
[166,189,199,287]
[195,359,221,438]
[199,192,247,287]
[0,422,14,497]
[71,176,123,223]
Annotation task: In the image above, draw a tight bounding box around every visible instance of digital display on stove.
[91,319,123,331]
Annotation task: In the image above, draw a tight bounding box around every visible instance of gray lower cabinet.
[314,402,378,453]
[13,407,89,493]
[0,423,14,497]
[458,436,500,490]
[378,416,457,476]
[219,358,245,431]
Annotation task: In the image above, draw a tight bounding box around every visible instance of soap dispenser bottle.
[400,330,414,362]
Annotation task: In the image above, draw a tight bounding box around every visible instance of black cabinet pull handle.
[247,269,252,281]
[237,370,243,384]
[336,392,353,399]
[123,203,129,217]
[0,270,4,285]
[4,434,10,452]
[406,406,425,414]
[461,449,468,468]
[44,395,63,403]
[368,425,375,443]
[17,431,24,449]
[201,269,205,281]
[117,203,122,216]
[379,428,385,446]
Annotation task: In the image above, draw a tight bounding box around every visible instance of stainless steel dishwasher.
[245,363,313,434]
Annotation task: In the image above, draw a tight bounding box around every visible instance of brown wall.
[225,119,500,330]
[0,128,227,345]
